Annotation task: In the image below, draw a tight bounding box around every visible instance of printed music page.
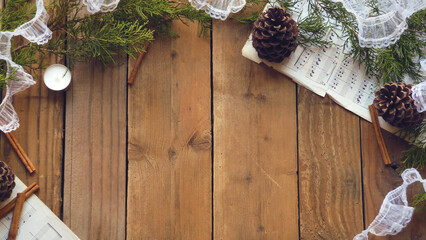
[0,178,79,240]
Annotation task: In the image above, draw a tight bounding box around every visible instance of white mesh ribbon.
[332,0,426,48]
[189,0,246,20]
[412,81,426,113]
[82,0,120,14]
[353,168,426,240]
[412,60,426,113]
[0,0,52,133]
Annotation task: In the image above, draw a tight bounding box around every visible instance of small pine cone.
[252,6,298,63]
[373,82,425,128]
[0,161,15,202]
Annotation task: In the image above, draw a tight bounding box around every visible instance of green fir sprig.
[1,0,211,69]
[400,120,426,171]
[1,0,37,31]
[233,0,331,48]
[302,0,425,84]
[403,145,426,170]
[413,192,426,211]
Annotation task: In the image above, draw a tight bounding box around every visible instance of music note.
[331,81,339,90]
[21,205,36,224]
[294,49,313,69]
[343,59,350,66]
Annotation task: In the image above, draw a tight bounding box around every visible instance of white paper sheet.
[0,178,79,240]
[242,0,400,134]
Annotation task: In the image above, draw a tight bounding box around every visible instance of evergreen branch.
[233,0,330,47]
[2,0,211,66]
[297,13,330,47]
[400,120,426,171]
[0,66,18,89]
[233,11,261,24]
[412,192,426,211]
[311,0,425,84]
[0,0,213,83]
[1,0,36,31]
[403,146,426,170]
[406,29,426,36]
[231,0,268,24]
[312,0,358,37]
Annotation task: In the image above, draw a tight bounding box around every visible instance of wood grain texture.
[127,21,212,239]
[361,120,426,240]
[0,0,64,216]
[298,90,363,239]
[63,59,127,240]
[0,57,64,216]
[213,21,298,240]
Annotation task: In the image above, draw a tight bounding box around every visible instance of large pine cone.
[0,161,15,202]
[252,7,298,63]
[373,82,424,128]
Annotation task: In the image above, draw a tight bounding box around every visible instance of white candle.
[43,64,72,91]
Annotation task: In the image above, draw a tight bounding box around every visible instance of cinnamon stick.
[369,105,392,165]
[7,193,25,240]
[128,43,150,85]
[4,132,36,174]
[0,183,39,219]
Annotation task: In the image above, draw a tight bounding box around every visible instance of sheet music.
[0,178,79,240]
[242,0,399,134]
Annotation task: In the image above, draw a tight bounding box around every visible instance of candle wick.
[63,68,69,78]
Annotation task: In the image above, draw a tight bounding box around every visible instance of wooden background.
[2,18,426,240]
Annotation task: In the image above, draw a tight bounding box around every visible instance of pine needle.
[412,193,426,211]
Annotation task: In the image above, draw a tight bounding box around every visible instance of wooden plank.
[0,61,64,216]
[127,21,212,239]
[213,21,298,239]
[0,0,63,215]
[63,58,127,239]
[298,90,364,239]
[361,120,426,239]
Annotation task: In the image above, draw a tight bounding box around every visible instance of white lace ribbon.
[354,168,426,240]
[84,0,246,20]
[412,60,426,113]
[82,0,120,14]
[412,81,426,113]
[0,0,52,133]
[189,0,246,20]
[332,0,426,48]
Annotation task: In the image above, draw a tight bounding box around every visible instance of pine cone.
[252,7,298,63]
[373,82,424,128]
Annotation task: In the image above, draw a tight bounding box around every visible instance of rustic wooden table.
[3,20,426,240]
